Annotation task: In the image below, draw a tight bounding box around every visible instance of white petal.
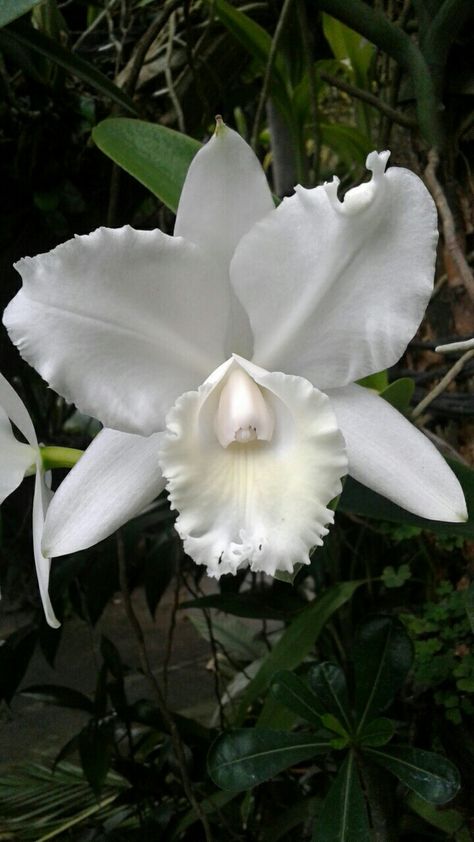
[0,405,36,504]
[33,467,60,628]
[159,357,347,578]
[175,121,274,360]
[175,120,274,275]
[4,227,230,435]
[0,371,37,445]
[231,152,438,388]
[328,383,468,522]
[43,427,165,558]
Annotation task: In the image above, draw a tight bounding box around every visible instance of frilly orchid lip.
[0,372,59,628]
[3,120,468,591]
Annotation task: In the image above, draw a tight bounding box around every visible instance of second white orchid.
[3,120,467,582]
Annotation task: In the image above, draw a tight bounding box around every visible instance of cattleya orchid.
[3,121,468,624]
[0,373,59,627]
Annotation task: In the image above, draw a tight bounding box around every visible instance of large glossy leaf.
[307,662,352,731]
[320,122,371,168]
[208,728,332,791]
[5,23,137,114]
[181,589,303,620]
[357,717,395,747]
[270,671,325,727]
[314,751,371,842]
[0,625,38,704]
[21,684,95,714]
[0,0,41,27]
[93,118,200,212]
[236,581,364,724]
[339,458,474,538]
[367,746,460,805]
[353,616,413,732]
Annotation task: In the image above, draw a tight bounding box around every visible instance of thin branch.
[319,70,417,129]
[164,11,186,133]
[116,534,214,842]
[251,0,296,151]
[425,149,474,301]
[123,0,183,97]
[412,348,474,419]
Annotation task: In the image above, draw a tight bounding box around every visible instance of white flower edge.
[0,373,59,628]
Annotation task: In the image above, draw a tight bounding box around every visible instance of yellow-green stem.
[40,446,83,470]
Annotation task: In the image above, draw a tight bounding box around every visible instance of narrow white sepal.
[43,428,165,558]
[159,357,347,578]
[328,383,468,523]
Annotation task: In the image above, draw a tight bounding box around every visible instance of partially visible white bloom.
[436,338,474,354]
[0,373,59,627]
[3,121,468,585]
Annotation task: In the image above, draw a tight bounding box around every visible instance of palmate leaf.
[270,670,325,727]
[367,746,460,805]
[313,751,371,842]
[93,118,201,213]
[236,580,365,724]
[208,728,332,791]
[353,616,413,732]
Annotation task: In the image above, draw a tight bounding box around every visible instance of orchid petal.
[4,227,230,435]
[231,152,438,388]
[176,121,274,360]
[43,428,165,558]
[328,383,467,522]
[0,405,36,503]
[33,468,60,628]
[159,357,347,578]
[0,371,38,445]
[175,120,274,274]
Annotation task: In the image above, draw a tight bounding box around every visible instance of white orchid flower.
[3,122,467,582]
[0,372,59,627]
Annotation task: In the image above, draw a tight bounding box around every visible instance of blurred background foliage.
[0,0,474,839]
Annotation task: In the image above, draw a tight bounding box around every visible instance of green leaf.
[21,684,95,714]
[0,0,42,27]
[381,564,412,589]
[262,796,321,842]
[5,23,137,114]
[206,0,291,119]
[181,590,303,621]
[339,458,474,538]
[357,370,389,391]
[319,122,371,168]
[407,792,467,834]
[322,14,375,83]
[307,663,352,732]
[381,378,415,413]
[357,717,395,747]
[353,616,413,731]
[0,626,38,704]
[79,722,114,798]
[464,583,474,634]
[208,728,332,791]
[236,581,364,724]
[93,118,200,213]
[314,752,371,842]
[367,746,460,805]
[270,671,325,727]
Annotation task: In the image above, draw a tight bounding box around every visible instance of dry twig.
[412,348,474,420]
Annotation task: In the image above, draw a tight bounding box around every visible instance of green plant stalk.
[315,0,444,148]
[36,794,118,842]
[40,446,83,470]
[421,0,472,96]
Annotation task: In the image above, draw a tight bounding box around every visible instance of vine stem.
[412,347,474,420]
[424,149,474,301]
[250,0,296,152]
[116,534,214,842]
